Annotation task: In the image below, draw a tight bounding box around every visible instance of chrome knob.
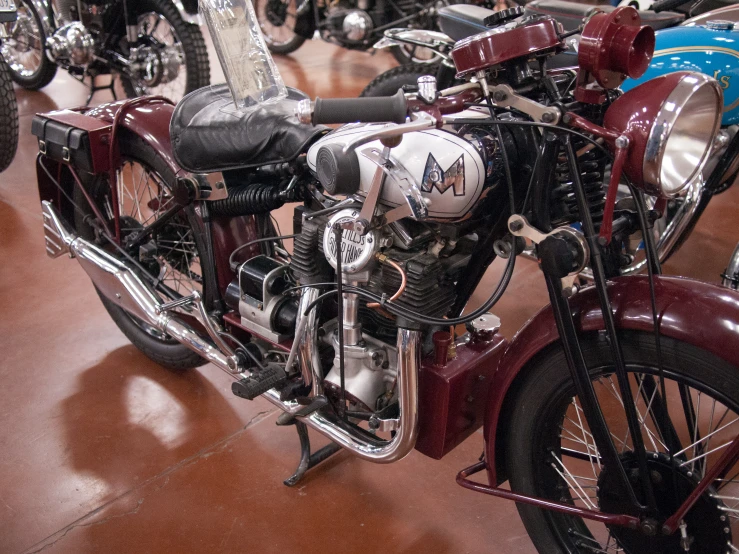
[417,75,438,104]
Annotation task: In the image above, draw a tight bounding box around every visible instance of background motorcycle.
[363,2,739,276]
[0,1,19,172]
[1,0,210,102]
[29,5,739,552]
[253,0,467,63]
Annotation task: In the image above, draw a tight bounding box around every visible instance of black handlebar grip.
[312,89,408,125]
[651,0,688,12]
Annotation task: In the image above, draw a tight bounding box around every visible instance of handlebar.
[299,89,408,125]
[651,0,689,13]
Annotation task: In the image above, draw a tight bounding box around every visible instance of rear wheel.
[506,331,739,553]
[0,52,19,172]
[1,0,57,90]
[73,130,206,370]
[121,0,210,101]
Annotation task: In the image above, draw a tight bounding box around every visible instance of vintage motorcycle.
[31,3,739,552]
[1,0,210,102]
[0,1,19,172]
[363,2,739,274]
[252,0,469,63]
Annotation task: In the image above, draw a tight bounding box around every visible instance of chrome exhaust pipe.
[43,201,420,463]
[41,201,236,373]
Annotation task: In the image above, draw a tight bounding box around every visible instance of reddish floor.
[2,34,739,554]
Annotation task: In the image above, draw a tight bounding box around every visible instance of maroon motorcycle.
[30,5,739,552]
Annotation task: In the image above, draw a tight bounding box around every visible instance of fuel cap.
[706,20,735,30]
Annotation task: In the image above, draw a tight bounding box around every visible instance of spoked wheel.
[1,0,56,89]
[506,331,739,553]
[121,0,210,101]
[73,130,206,370]
[254,0,306,55]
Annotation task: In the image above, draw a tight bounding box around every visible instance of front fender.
[484,275,739,485]
[85,97,181,177]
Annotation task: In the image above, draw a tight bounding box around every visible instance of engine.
[46,1,103,67]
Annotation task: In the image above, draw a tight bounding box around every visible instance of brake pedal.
[231,364,287,401]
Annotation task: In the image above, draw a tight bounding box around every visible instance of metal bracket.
[489,84,560,124]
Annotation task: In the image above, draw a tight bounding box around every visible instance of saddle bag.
[31,110,113,174]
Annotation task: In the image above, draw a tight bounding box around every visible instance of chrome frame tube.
[264,328,420,463]
[44,201,420,464]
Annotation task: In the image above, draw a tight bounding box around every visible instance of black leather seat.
[170,84,328,173]
[524,0,684,32]
[437,5,491,41]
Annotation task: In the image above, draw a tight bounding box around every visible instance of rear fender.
[484,275,739,485]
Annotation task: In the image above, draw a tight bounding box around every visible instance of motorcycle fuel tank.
[306,124,486,220]
[622,23,739,125]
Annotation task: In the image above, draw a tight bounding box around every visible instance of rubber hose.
[209,184,284,217]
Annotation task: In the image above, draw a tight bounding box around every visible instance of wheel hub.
[265,0,289,27]
[597,452,731,553]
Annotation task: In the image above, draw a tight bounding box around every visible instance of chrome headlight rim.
[643,72,723,199]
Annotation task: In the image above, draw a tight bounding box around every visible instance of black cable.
[229,233,298,270]
[483,96,517,214]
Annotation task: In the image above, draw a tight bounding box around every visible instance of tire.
[73,129,206,371]
[253,0,306,55]
[2,0,57,90]
[0,53,19,172]
[121,0,210,101]
[360,62,441,97]
[505,331,739,553]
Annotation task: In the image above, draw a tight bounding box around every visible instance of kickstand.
[278,417,342,487]
[86,74,118,106]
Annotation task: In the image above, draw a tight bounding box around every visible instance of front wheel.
[253,0,306,55]
[0,52,19,172]
[360,62,440,97]
[506,331,739,553]
[121,0,210,101]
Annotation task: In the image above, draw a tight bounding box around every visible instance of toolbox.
[32,110,113,174]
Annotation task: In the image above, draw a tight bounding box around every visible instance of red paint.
[451,18,564,77]
[603,72,691,195]
[85,96,180,176]
[408,87,482,121]
[599,143,628,244]
[432,331,452,367]
[483,275,739,484]
[416,332,507,460]
[222,312,292,352]
[578,7,654,90]
[456,461,641,528]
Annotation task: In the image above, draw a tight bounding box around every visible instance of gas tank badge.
[421,153,465,196]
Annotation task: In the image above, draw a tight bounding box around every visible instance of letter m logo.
[421,153,465,196]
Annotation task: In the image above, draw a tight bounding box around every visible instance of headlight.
[604,71,723,198]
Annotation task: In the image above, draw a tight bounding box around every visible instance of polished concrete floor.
[2,34,739,554]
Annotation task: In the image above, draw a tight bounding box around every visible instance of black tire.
[3,0,57,90]
[360,62,441,97]
[253,0,306,55]
[505,331,739,553]
[73,129,206,371]
[121,0,210,100]
[0,53,19,172]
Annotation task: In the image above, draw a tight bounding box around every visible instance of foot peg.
[231,363,287,400]
[276,395,329,426]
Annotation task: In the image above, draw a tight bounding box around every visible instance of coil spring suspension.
[550,138,608,230]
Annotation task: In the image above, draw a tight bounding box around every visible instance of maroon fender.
[483,275,739,485]
[85,97,181,176]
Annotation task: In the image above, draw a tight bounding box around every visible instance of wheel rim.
[1,3,44,79]
[530,365,739,553]
[127,12,187,100]
[398,43,440,64]
[103,160,202,340]
[255,0,300,48]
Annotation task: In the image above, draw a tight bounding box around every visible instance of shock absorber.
[549,137,608,231]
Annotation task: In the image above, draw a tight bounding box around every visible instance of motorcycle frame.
[37,92,739,536]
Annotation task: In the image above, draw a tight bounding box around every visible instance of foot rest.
[231,364,287,401]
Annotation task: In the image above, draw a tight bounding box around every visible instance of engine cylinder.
[47,22,95,66]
